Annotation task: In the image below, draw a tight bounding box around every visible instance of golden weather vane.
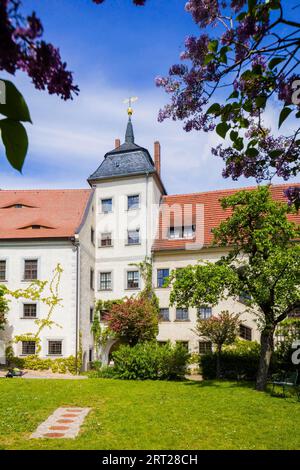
[123,96,138,116]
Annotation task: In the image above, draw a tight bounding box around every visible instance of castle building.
[0,115,299,368]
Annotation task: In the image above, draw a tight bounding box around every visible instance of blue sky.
[1,0,299,194]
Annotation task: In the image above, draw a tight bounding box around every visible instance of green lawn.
[0,378,299,450]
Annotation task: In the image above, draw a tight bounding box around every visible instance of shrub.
[106,297,159,345]
[111,341,190,380]
[8,355,78,374]
[200,339,263,380]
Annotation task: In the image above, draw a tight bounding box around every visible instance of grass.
[0,378,299,450]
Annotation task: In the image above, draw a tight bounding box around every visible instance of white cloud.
[0,73,299,193]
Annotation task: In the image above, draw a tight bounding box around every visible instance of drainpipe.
[145,173,149,256]
[72,234,80,374]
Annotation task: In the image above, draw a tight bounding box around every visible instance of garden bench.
[271,371,299,400]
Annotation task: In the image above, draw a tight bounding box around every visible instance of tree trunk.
[216,347,222,379]
[256,325,275,391]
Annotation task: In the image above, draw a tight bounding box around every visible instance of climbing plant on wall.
[3,263,63,354]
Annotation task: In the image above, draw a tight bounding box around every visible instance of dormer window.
[168,225,196,239]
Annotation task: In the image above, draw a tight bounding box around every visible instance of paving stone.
[31,407,91,439]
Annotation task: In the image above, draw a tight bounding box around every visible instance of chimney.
[115,138,120,149]
[154,141,161,176]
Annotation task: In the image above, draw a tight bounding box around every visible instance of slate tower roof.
[87,118,167,194]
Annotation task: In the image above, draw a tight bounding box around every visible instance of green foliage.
[0,285,9,330]
[5,264,64,354]
[110,341,190,380]
[0,80,31,171]
[131,256,160,314]
[9,355,78,375]
[170,187,300,389]
[95,298,124,318]
[90,311,112,357]
[200,339,264,380]
[196,311,240,352]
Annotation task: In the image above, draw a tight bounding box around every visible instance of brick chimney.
[154,141,161,176]
[115,138,121,149]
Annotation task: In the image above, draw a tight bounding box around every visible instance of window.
[48,340,62,356]
[199,341,212,354]
[159,308,170,321]
[99,232,112,247]
[176,341,189,351]
[168,225,196,239]
[91,227,95,245]
[101,198,112,213]
[239,324,252,341]
[0,260,6,281]
[23,304,37,318]
[198,306,212,320]
[90,307,94,323]
[90,268,94,290]
[176,308,189,321]
[22,341,36,355]
[127,271,139,289]
[24,259,38,280]
[157,268,169,288]
[127,194,140,210]
[127,229,140,245]
[99,272,112,291]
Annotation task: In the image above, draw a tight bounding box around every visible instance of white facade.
[0,124,262,369]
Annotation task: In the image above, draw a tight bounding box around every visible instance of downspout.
[72,234,80,374]
[145,173,149,256]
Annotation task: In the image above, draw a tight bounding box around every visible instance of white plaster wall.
[93,175,163,302]
[0,241,77,358]
[77,191,96,368]
[153,249,261,353]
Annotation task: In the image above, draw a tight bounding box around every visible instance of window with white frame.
[159,308,170,321]
[22,341,36,355]
[239,324,252,341]
[198,306,212,320]
[127,229,140,245]
[168,225,196,239]
[0,260,6,281]
[90,268,94,290]
[127,194,140,210]
[127,271,139,289]
[176,308,189,321]
[99,232,112,247]
[199,341,212,354]
[91,227,95,245]
[99,272,112,291]
[157,269,170,288]
[48,340,62,356]
[24,259,38,280]
[101,198,112,213]
[90,307,94,323]
[23,304,37,318]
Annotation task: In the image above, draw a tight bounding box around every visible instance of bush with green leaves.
[110,341,190,380]
[200,339,265,380]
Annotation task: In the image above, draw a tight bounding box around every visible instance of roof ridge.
[0,188,91,193]
[164,182,300,199]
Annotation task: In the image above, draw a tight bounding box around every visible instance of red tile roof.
[153,183,300,252]
[0,189,92,240]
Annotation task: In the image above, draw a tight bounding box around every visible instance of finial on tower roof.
[123,96,138,144]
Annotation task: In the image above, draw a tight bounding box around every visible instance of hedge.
[8,355,78,375]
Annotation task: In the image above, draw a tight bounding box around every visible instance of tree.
[196,310,240,378]
[131,257,160,314]
[106,297,159,346]
[0,0,82,171]
[169,186,300,391]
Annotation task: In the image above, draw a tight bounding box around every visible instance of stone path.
[0,369,87,379]
[31,407,91,439]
